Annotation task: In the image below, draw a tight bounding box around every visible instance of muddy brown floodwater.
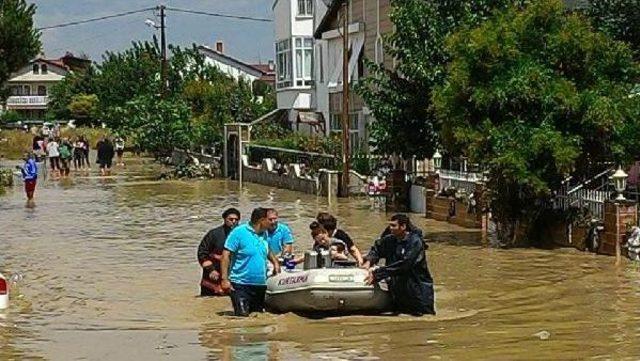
[2,157,640,360]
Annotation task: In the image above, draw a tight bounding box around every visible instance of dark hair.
[310,222,328,237]
[390,214,410,227]
[250,207,269,224]
[222,207,240,219]
[316,212,337,232]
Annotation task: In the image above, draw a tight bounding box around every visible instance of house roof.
[250,63,275,75]
[314,0,345,39]
[198,45,265,78]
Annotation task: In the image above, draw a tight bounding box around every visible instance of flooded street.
[2,157,640,360]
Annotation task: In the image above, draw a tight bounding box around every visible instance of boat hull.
[265,268,392,314]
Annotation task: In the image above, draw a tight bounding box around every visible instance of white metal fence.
[555,187,609,220]
[438,169,484,194]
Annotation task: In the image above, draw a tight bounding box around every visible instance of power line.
[166,7,272,23]
[37,7,156,31]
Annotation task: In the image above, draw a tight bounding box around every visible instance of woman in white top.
[46,138,60,173]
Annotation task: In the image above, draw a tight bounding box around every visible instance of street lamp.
[611,165,628,201]
[144,19,158,28]
[433,150,442,171]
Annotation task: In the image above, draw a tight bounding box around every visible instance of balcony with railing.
[6,96,49,109]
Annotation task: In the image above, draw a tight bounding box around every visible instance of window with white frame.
[277,37,314,89]
[276,39,292,88]
[295,37,314,86]
[297,0,313,16]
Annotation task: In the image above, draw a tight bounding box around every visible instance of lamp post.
[611,166,628,201]
[433,150,442,171]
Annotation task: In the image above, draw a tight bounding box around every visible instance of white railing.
[555,188,608,220]
[6,96,49,106]
[438,169,484,194]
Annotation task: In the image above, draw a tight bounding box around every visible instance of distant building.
[198,41,275,90]
[5,53,91,120]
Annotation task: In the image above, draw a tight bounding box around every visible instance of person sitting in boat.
[363,214,435,316]
[265,209,295,258]
[316,212,364,266]
[310,221,349,261]
[197,208,240,296]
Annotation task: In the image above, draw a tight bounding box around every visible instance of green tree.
[0,109,22,124]
[67,94,98,126]
[585,0,640,58]
[47,66,96,120]
[356,0,526,159]
[114,95,191,157]
[0,0,41,100]
[433,0,640,245]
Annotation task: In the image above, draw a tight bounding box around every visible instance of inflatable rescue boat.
[265,267,392,314]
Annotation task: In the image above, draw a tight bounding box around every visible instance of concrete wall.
[274,0,292,41]
[291,0,315,36]
[171,149,221,167]
[243,165,318,194]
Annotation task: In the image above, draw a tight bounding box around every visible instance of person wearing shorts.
[18,153,38,201]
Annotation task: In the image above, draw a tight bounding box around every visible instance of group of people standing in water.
[16,135,127,203]
[197,207,435,317]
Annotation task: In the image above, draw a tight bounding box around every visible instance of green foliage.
[251,120,291,141]
[67,94,98,126]
[433,0,640,245]
[46,39,273,153]
[0,0,41,98]
[0,110,23,124]
[47,67,96,121]
[585,0,640,58]
[356,0,526,160]
[112,95,191,157]
[253,132,342,156]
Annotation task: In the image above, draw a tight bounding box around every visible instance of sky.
[31,0,275,64]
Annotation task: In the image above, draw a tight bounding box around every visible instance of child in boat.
[309,221,349,261]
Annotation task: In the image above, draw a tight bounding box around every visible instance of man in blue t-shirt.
[221,207,281,316]
[265,209,295,256]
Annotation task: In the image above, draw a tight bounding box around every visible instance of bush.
[0,110,23,125]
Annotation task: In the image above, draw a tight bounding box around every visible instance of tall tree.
[433,0,640,245]
[47,66,96,121]
[0,0,41,99]
[355,0,526,159]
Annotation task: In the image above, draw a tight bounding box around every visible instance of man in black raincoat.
[363,214,435,315]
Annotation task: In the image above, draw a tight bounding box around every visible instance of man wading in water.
[197,208,241,296]
[363,214,435,316]
[221,208,281,316]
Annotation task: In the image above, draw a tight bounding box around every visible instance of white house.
[198,41,276,95]
[273,0,330,134]
[5,54,90,120]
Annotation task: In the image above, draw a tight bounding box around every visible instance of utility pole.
[341,1,350,197]
[159,4,168,98]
